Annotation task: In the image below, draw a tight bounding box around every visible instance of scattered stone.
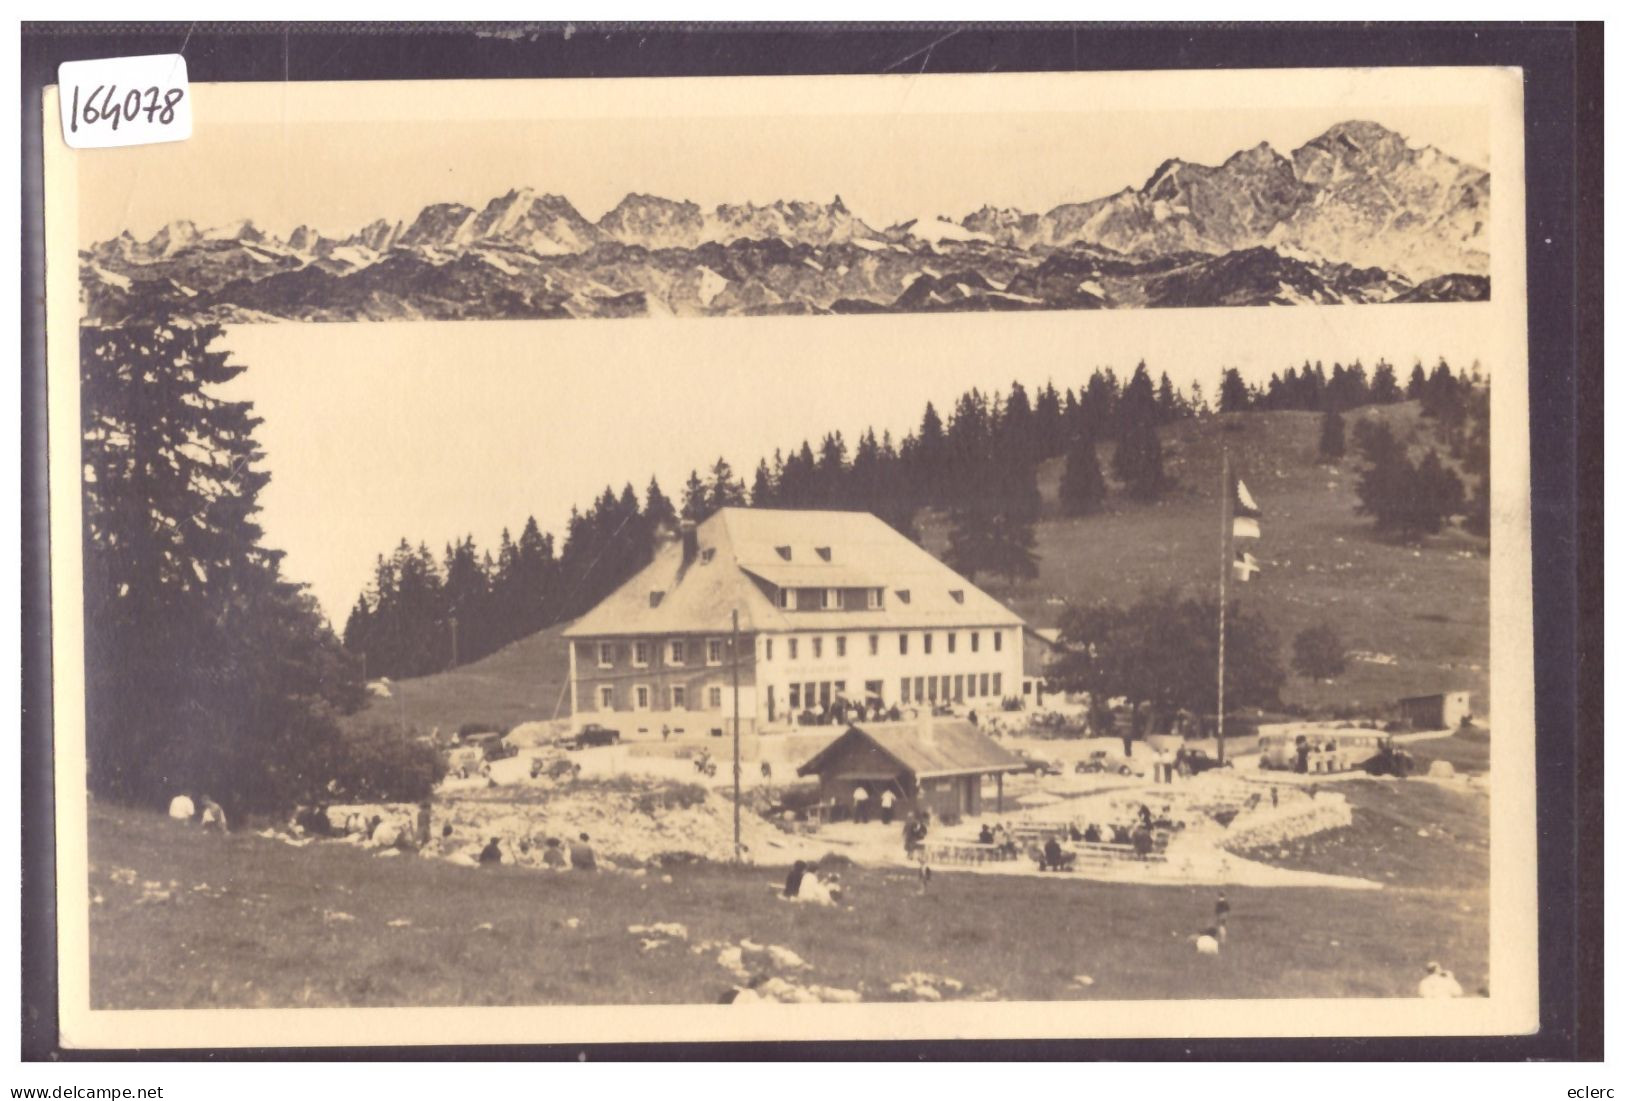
[1072,975,1094,987]
[627,922,688,941]
[473,922,494,931]
[767,945,808,970]
[387,918,412,928]
[323,910,355,923]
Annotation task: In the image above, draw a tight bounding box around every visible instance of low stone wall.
[1219,792,1353,851]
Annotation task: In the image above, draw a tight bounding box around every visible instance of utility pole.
[1217,447,1230,766]
[731,608,742,862]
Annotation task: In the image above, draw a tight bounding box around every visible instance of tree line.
[344,357,1481,681]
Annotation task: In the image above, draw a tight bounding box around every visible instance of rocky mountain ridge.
[80,120,1490,323]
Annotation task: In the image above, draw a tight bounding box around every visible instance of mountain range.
[80,120,1490,324]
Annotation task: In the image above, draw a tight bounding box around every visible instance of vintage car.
[570,723,621,749]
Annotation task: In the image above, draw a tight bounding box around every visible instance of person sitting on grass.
[478,837,503,866]
[570,832,597,871]
[542,837,567,870]
[783,860,808,899]
[796,863,833,905]
[977,823,996,845]
[199,795,228,834]
[1083,823,1102,843]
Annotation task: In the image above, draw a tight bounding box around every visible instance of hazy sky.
[217,304,1497,625]
[78,91,1488,244]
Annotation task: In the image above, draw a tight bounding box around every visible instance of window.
[971,632,980,653]
[598,685,614,709]
[994,631,1004,652]
[980,673,990,697]
[901,679,912,704]
[668,640,685,665]
[866,588,882,609]
[924,634,933,655]
[764,638,773,662]
[868,634,879,656]
[671,686,687,710]
[775,545,792,561]
[700,547,716,564]
[788,638,799,660]
[597,643,614,668]
[812,637,823,659]
[896,589,911,604]
[927,677,938,701]
[635,685,651,710]
[993,673,1003,696]
[949,589,965,604]
[789,684,801,710]
[914,676,924,700]
[778,588,795,610]
[815,546,832,562]
[821,588,843,610]
[709,686,723,709]
[836,636,847,658]
[899,634,910,656]
[954,674,964,700]
[633,641,650,667]
[707,639,724,665]
[947,633,957,654]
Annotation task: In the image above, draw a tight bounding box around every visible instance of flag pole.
[1217,447,1230,766]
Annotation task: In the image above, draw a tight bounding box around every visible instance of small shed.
[1397,691,1472,731]
[795,716,1027,821]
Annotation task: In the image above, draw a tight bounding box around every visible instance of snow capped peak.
[895,215,992,245]
[201,218,262,243]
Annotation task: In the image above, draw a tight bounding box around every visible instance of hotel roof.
[563,508,1025,638]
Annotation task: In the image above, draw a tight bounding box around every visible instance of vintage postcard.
[43,65,1537,1048]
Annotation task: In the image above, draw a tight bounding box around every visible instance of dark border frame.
[19,21,1601,1061]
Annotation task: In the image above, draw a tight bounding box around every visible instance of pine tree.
[706,457,748,513]
[1218,367,1251,413]
[1370,360,1402,403]
[680,469,709,522]
[749,460,775,507]
[1059,428,1107,515]
[1114,363,1168,501]
[1406,362,1428,400]
[81,321,363,811]
[644,476,677,530]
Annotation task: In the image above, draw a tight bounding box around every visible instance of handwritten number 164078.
[70,84,184,133]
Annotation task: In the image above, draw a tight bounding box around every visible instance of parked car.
[1075,749,1143,776]
[571,723,621,749]
[1180,749,1232,775]
[462,731,518,761]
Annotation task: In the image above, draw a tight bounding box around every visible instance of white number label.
[59,54,192,150]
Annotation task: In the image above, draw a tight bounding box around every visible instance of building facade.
[563,509,1026,737]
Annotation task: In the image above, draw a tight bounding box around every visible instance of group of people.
[794,700,904,728]
[478,831,597,871]
[781,860,843,905]
[168,793,229,833]
[847,783,899,824]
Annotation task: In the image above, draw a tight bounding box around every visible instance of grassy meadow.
[89,776,1487,1010]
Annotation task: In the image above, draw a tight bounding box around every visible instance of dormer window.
[896,589,911,604]
[775,545,792,561]
[949,589,965,604]
[821,588,844,610]
[815,546,832,562]
[649,591,665,608]
[866,588,883,609]
[701,548,716,564]
[778,588,796,610]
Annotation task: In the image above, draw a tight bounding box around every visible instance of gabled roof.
[797,720,1027,780]
[563,508,1024,638]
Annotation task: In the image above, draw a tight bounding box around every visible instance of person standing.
[1214,892,1231,943]
[852,785,871,824]
[879,786,897,825]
